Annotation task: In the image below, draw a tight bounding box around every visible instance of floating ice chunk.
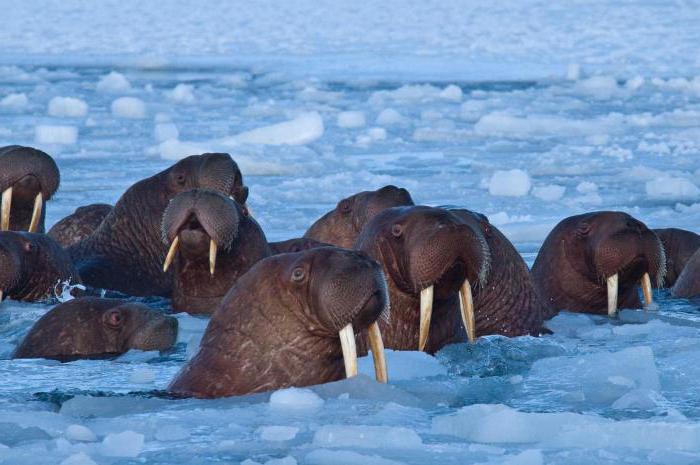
[337,111,366,128]
[168,84,195,103]
[576,181,598,193]
[359,349,447,380]
[313,425,422,449]
[101,430,144,457]
[305,449,405,465]
[129,367,156,384]
[111,97,146,119]
[440,84,463,101]
[0,92,28,109]
[646,177,700,201]
[48,97,88,117]
[567,64,581,80]
[376,108,404,126]
[155,425,190,441]
[35,125,78,144]
[532,184,565,201]
[612,388,661,410]
[575,76,619,99]
[97,72,131,93]
[65,424,97,442]
[269,387,324,410]
[0,422,51,446]
[154,123,179,142]
[232,112,324,145]
[60,452,98,465]
[258,426,299,441]
[488,169,531,197]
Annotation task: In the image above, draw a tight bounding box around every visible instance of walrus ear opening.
[104,310,124,329]
[232,186,249,205]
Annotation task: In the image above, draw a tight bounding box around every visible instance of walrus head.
[161,189,271,313]
[532,211,665,316]
[0,145,60,233]
[304,185,414,248]
[168,247,390,398]
[355,206,490,352]
[13,297,178,361]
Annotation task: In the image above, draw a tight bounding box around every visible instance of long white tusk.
[641,272,653,308]
[368,322,388,383]
[419,285,434,351]
[607,273,619,317]
[1,187,12,231]
[163,236,180,272]
[209,240,217,276]
[458,279,476,343]
[28,192,43,233]
[339,323,358,378]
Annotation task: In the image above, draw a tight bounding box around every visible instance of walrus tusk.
[607,273,619,317]
[368,322,388,383]
[458,279,476,343]
[419,285,434,351]
[28,193,43,233]
[163,236,180,272]
[339,323,358,378]
[1,187,12,231]
[0,290,3,302]
[209,240,217,276]
[641,272,653,307]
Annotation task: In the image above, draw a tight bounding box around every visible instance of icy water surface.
[2,63,700,464]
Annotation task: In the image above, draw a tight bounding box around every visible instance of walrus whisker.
[1,187,12,231]
[458,279,476,342]
[163,236,179,272]
[418,285,434,351]
[338,323,358,378]
[28,193,43,233]
[209,240,217,276]
[368,322,388,383]
[607,273,618,317]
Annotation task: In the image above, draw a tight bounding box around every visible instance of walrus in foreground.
[653,228,700,287]
[13,297,178,361]
[70,153,249,297]
[168,247,389,398]
[304,185,414,248]
[48,203,114,248]
[354,206,490,354]
[0,231,81,303]
[531,211,665,318]
[162,189,271,314]
[0,145,59,233]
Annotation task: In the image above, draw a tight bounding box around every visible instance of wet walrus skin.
[269,237,328,254]
[653,228,700,288]
[69,153,249,297]
[0,231,81,303]
[49,203,114,248]
[531,211,666,318]
[168,247,389,398]
[13,297,178,361]
[672,249,700,298]
[0,145,60,233]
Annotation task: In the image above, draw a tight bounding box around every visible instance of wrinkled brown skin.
[69,153,249,297]
[672,249,700,298]
[48,204,113,248]
[163,189,272,314]
[354,206,489,354]
[531,211,666,318]
[169,247,389,398]
[653,228,700,288]
[270,237,329,254]
[304,185,414,248]
[0,232,81,303]
[13,297,178,361]
[0,145,60,233]
[449,209,545,336]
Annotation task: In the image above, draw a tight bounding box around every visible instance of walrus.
[48,203,114,248]
[69,153,249,297]
[161,189,271,314]
[0,231,81,303]
[304,185,414,248]
[531,211,665,318]
[269,237,328,254]
[0,145,59,233]
[354,206,490,354]
[671,249,700,298]
[168,247,389,398]
[653,228,700,287]
[13,297,178,361]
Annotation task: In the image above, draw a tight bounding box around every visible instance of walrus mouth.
[1,188,43,233]
[162,235,218,276]
[338,322,388,383]
[419,278,475,351]
[606,272,653,316]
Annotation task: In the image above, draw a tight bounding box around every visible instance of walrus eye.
[391,224,403,238]
[338,200,352,215]
[175,173,186,185]
[291,267,306,282]
[22,241,34,253]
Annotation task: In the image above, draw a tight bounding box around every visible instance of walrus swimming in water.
[70,153,249,297]
[0,231,81,303]
[354,206,490,354]
[48,203,114,248]
[531,211,665,318]
[304,185,414,248]
[161,189,271,314]
[653,228,700,288]
[168,247,389,398]
[0,145,59,234]
[13,297,178,361]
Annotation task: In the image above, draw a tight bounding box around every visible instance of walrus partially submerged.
[653,228,700,288]
[13,297,178,361]
[671,248,700,298]
[70,153,249,297]
[48,203,114,248]
[531,211,665,318]
[0,145,60,233]
[0,231,80,303]
[168,247,389,398]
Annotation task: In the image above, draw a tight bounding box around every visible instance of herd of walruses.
[2,145,699,398]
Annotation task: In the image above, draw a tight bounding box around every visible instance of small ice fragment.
[440,84,463,101]
[168,84,195,103]
[0,93,28,109]
[101,430,144,457]
[376,108,404,126]
[488,170,532,197]
[154,123,179,142]
[35,125,78,145]
[66,424,97,442]
[233,112,324,145]
[269,387,324,410]
[337,111,366,128]
[60,452,97,465]
[48,97,88,117]
[111,97,146,119]
[532,185,565,201]
[258,426,300,441]
[97,72,132,93]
